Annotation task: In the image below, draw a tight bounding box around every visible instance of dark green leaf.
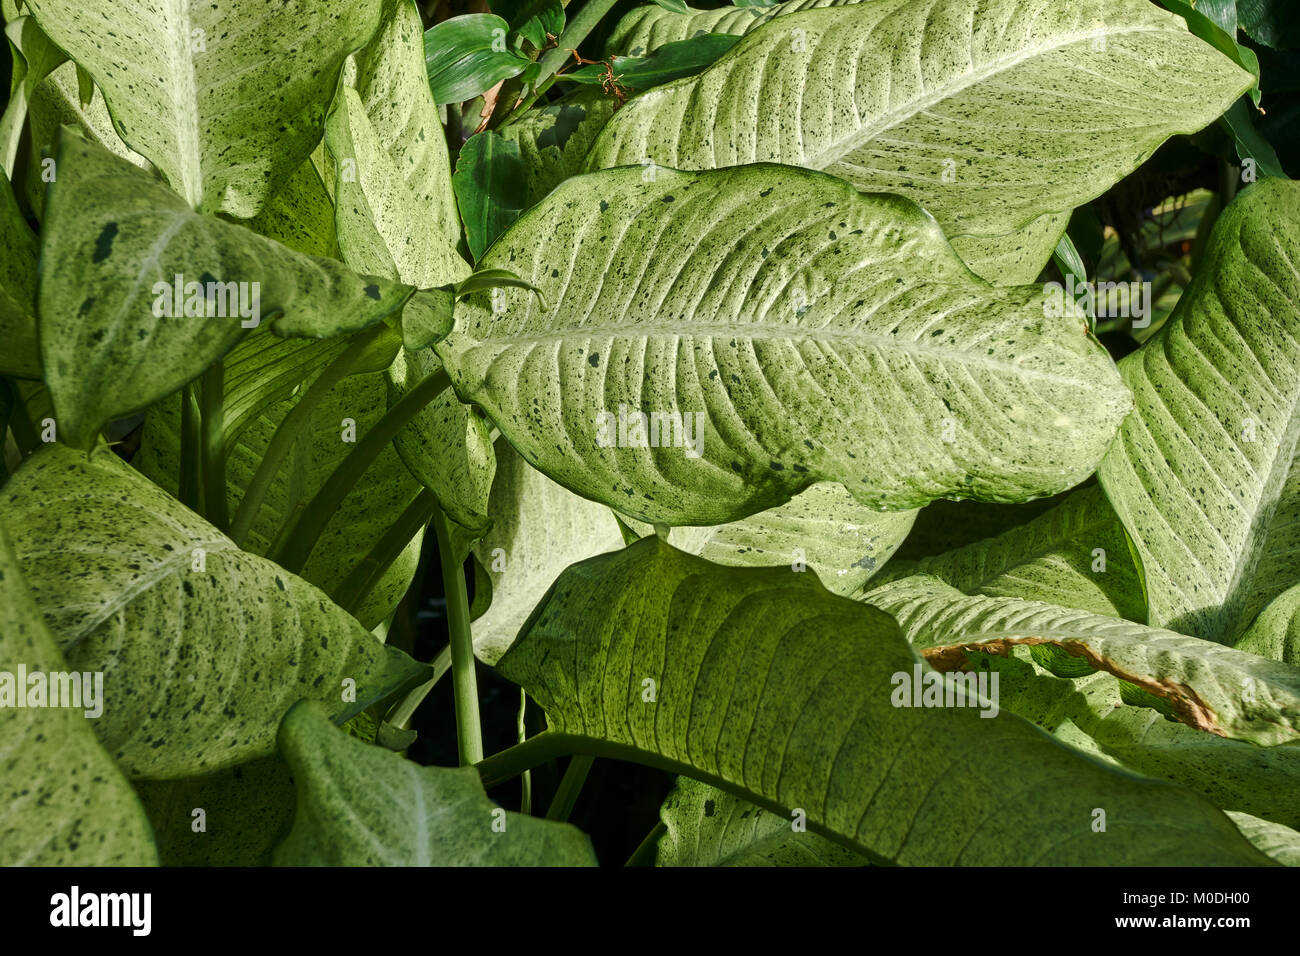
[424,14,530,105]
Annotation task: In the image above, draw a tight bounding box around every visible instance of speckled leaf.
[273,701,597,865]
[977,648,1300,831]
[134,340,427,630]
[1,15,66,177]
[1229,813,1300,865]
[657,776,868,866]
[354,0,464,263]
[320,21,489,535]
[20,61,153,216]
[0,519,158,865]
[605,0,862,56]
[38,132,412,449]
[497,87,619,207]
[133,755,295,865]
[586,0,1252,252]
[498,536,1272,864]
[435,163,1131,526]
[244,158,340,260]
[948,211,1070,286]
[471,442,628,665]
[632,482,917,598]
[325,80,466,289]
[864,574,1300,746]
[1098,179,1300,644]
[3,445,431,778]
[0,168,39,377]
[24,0,386,215]
[874,485,1146,619]
[1237,582,1300,666]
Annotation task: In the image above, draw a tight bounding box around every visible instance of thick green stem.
[231,324,393,547]
[545,755,594,821]
[179,383,202,512]
[200,360,229,531]
[432,506,483,766]
[265,365,451,574]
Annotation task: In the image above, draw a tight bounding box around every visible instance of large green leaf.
[875,485,1146,620]
[471,442,629,665]
[586,0,1252,256]
[321,11,490,536]
[864,574,1300,746]
[2,446,430,778]
[435,163,1131,526]
[495,537,1271,864]
[497,87,619,207]
[39,132,413,450]
[0,519,158,865]
[657,776,867,866]
[273,701,597,865]
[24,0,385,215]
[0,168,39,377]
[1097,178,1300,643]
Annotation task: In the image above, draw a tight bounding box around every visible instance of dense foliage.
[1,0,1299,867]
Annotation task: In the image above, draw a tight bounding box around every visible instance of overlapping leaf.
[1097,178,1300,643]
[273,702,597,865]
[0,519,157,865]
[864,574,1300,745]
[586,0,1252,261]
[656,776,867,866]
[25,0,386,214]
[39,132,412,449]
[3,446,430,778]
[497,537,1271,864]
[874,484,1146,619]
[435,163,1131,526]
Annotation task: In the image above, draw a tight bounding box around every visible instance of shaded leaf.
[272,701,597,865]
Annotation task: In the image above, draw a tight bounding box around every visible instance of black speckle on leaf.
[364,284,381,300]
[92,222,118,263]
